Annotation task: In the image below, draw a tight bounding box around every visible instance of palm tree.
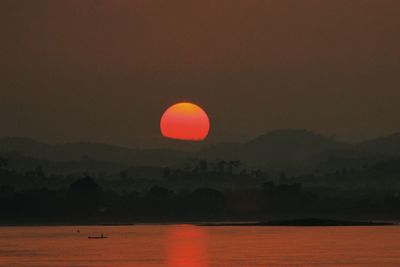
[227,160,242,173]
[218,160,227,173]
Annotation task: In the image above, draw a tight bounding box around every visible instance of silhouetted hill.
[201,129,351,169]
[200,142,242,159]
[0,137,52,157]
[0,137,189,167]
[301,149,390,172]
[244,129,350,165]
[2,130,400,174]
[0,152,128,176]
[358,133,400,156]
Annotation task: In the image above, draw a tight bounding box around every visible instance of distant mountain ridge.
[200,129,351,168]
[358,133,400,155]
[1,129,400,173]
[0,137,189,167]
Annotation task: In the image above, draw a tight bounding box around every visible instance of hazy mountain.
[358,133,400,156]
[0,152,128,176]
[1,130,400,174]
[0,137,190,167]
[201,129,351,169]
[300,149,390,173]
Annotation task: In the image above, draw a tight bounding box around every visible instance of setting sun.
[160,102,210,141]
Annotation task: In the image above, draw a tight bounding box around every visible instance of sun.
[160,102,210,141]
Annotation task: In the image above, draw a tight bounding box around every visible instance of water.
[0,225,400,266]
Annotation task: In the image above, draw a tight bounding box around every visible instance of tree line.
[1,157,400,223]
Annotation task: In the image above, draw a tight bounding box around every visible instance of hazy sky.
[1,0,400,148]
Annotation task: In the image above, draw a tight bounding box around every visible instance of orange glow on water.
[2,226,400,266]
[160,102,210,141]
[166,225,208,267]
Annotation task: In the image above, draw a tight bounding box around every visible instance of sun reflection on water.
[166,225,208,267]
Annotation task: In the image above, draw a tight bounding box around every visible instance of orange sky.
[1,1,400,148]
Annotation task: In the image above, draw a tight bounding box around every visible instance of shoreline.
[0,218,397,227]
[199,218,397,227]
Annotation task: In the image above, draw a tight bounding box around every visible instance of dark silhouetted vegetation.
[1,157,400,224]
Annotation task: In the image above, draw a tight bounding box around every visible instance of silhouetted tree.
[240,169,248,175]
[251,169,262,177]
[188,187,225,217]
[0,157,8,169]
[199,160,208,173]
[163,167,171,178]
[0,185,14,198]
[68,174,103,215]
[26,166,45,178]
[227,160,241,173]
[119,170,128,179]
[69,175,102,196]
[218,160,227,173]
[144,186,174,217]
[209,161,217,172]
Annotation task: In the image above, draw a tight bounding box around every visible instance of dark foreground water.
[0,225,400,266]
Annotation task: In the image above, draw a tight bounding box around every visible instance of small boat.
[88,234,108,239]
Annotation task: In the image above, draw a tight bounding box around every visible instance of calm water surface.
[0,225,399,266]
